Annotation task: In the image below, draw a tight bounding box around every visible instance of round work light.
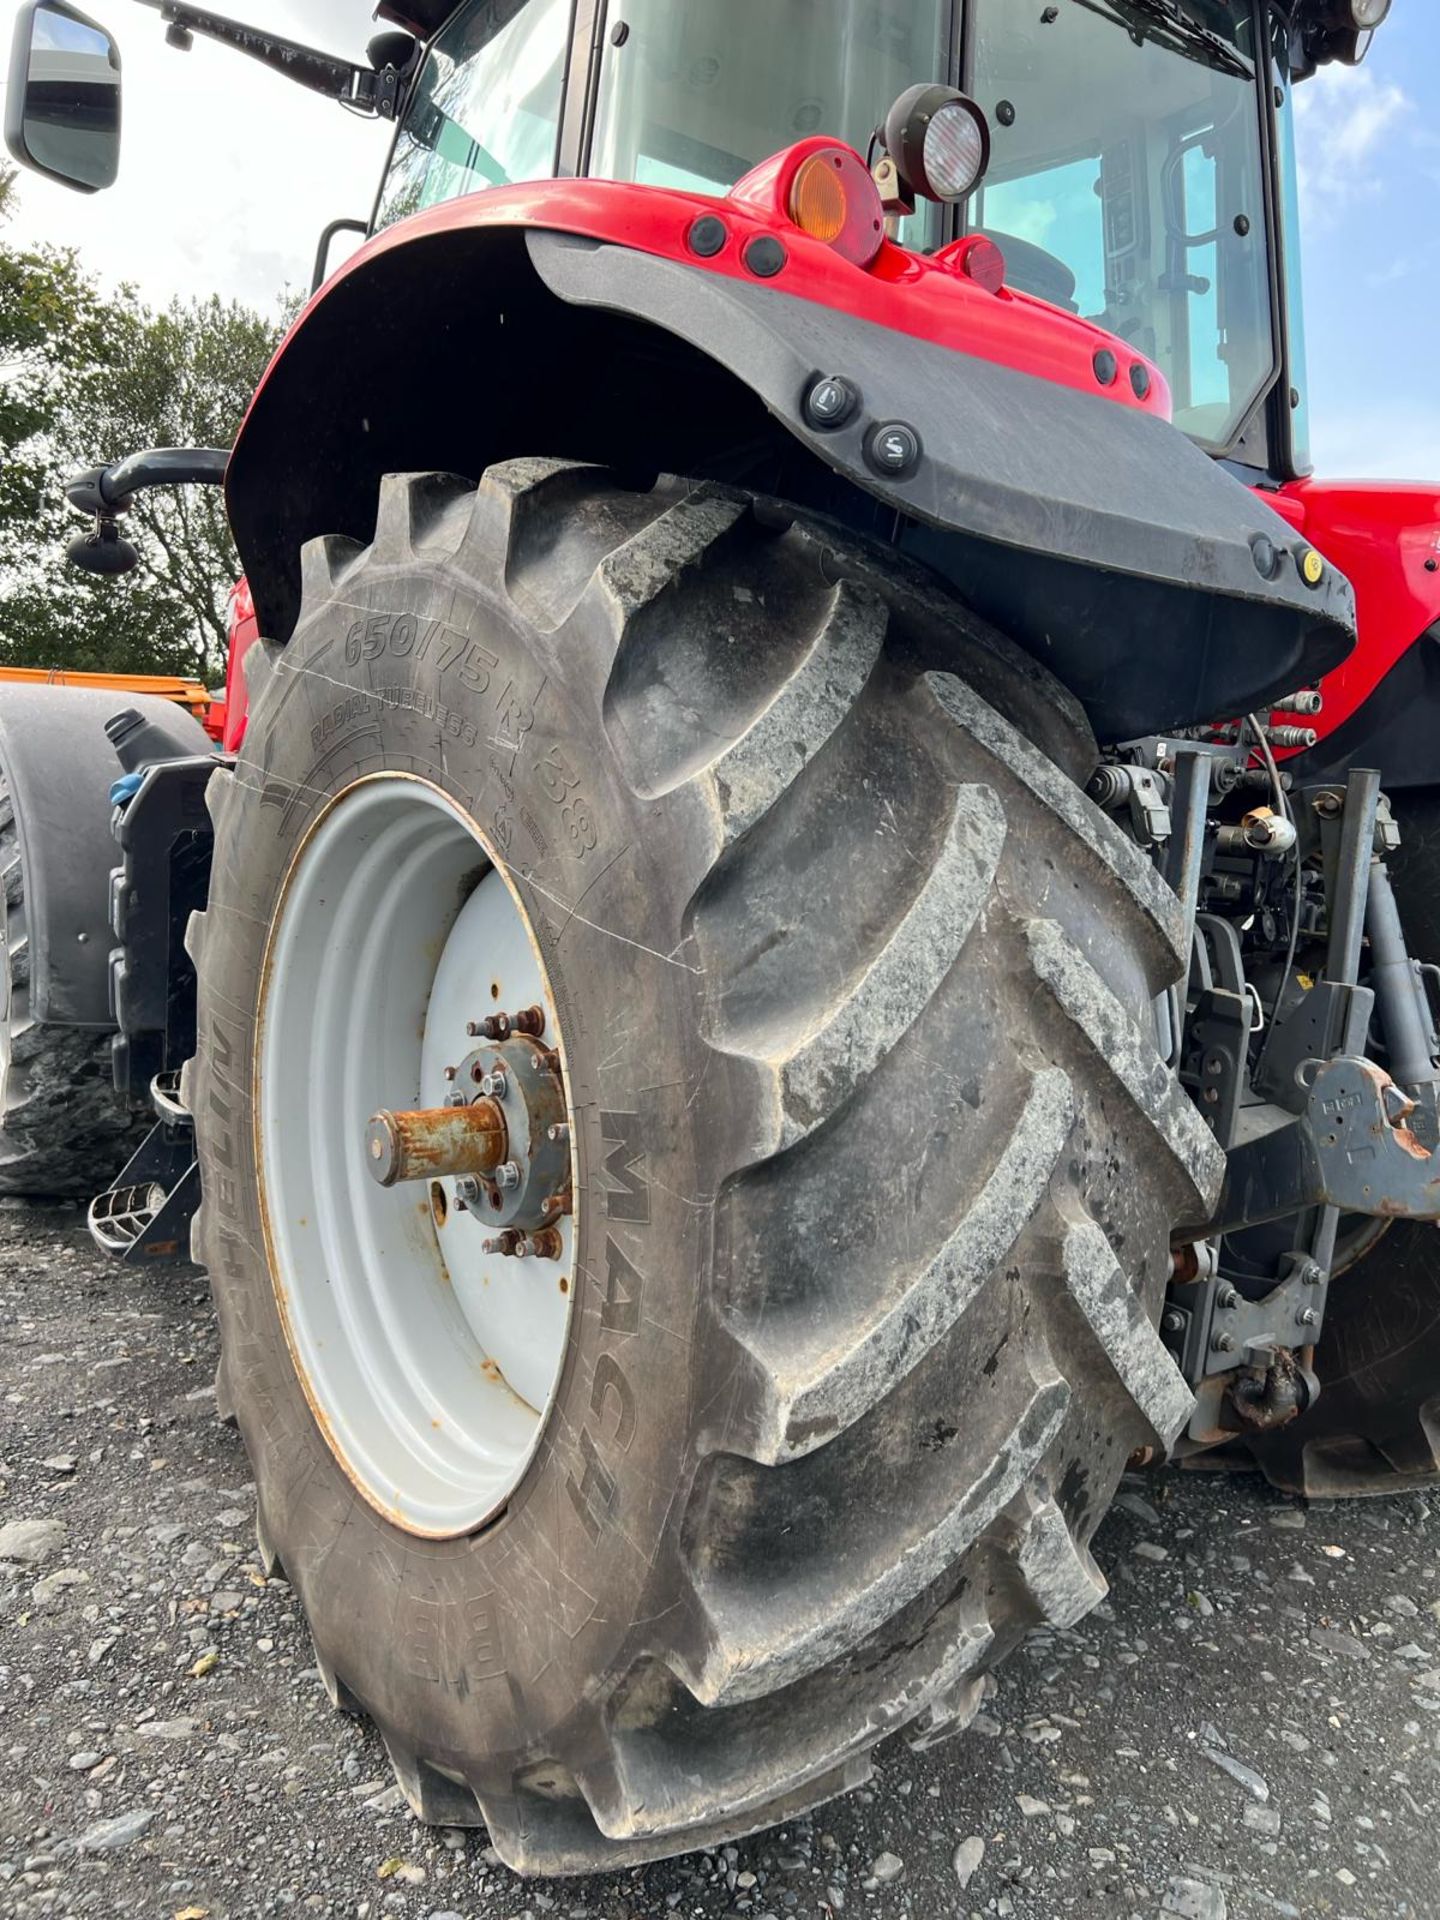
[883,85,991,205]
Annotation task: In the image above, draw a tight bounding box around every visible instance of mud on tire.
[188,463,1223,1871]
[0,774,142,1197]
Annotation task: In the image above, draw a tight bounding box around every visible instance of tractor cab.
[370,0,1370,486]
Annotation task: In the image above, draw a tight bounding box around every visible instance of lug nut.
[1161,1309,1186,1336]
[511,1006,546,1037]
[455,1176,482,1205]
[1211,1331,1237,1354]
[495,1161,521,1190]
[526,1227,563,1261]
[547,1122,569,1145]
[480,1070,508,1099]
[1295,1306,1318,1328]
[1217,1284,1240,1310]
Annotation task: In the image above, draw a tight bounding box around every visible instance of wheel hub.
[256,776,576,1539]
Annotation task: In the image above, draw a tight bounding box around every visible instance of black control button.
[867,422,921,477]
[805,376,859,431]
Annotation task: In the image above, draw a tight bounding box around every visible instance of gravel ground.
[3,1201,1440,1920]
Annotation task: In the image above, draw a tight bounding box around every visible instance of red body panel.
[1273,480,1440,746]
[241,149,1170,442]
[223,577,259,754]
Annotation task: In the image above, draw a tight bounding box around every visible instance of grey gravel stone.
[29,1566,88,1604]
[76,1808,154,1852]
[868,1851,904,1883]
[952,1837,984,1888]
[1309,1625,1370,1661]
[1163,1876,1227,1920]
[0,1517,66,1564]
[1200,1746,1269,1802]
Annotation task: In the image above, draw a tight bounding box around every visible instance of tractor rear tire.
[188,463,1223,1871]
[1226,785,1440,1498]
[0,772,141,1197]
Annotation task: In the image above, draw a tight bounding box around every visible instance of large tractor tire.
[0,772,141,1196]
[1229,786,1440,1498]
[188,463,1222,1872]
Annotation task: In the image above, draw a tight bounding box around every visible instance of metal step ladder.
[87,1070,199,1264]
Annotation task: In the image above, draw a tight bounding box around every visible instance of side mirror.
[5,0,121,194]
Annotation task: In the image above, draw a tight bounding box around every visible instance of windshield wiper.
[1065,0,1256,82]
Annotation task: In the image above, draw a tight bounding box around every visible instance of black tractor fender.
[0,686,211,1029]
[226,222,1356,742]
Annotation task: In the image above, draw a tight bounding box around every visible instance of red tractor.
[4,0,1435,1872]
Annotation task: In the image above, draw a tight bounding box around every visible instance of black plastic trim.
[527,231,1354,739]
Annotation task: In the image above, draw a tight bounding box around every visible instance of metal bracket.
[1169,1250,1328,1381]
[1217,1056,1440,1232]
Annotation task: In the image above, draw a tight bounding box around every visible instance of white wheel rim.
[256,776,575,1538]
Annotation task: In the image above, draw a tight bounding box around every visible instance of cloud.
[1295,66,1412,218]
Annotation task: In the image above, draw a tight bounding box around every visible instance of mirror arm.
[131,0,411,117]
[63,448,228,576]
[66,447,229,515]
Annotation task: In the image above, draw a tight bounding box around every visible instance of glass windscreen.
[591,0,945,246]
[969,0,1276,450]
[375,0,569,230]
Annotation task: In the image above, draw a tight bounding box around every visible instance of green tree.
[0,167,288,684]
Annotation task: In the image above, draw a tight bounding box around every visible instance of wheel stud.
[466,1006,546,1042]
[483,1229,525,1256]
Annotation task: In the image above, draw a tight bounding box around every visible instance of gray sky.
[4,1,391,308]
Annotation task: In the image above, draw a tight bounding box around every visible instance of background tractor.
[4,0,1439,1874]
